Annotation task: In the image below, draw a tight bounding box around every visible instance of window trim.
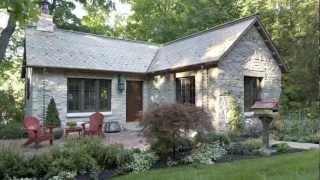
[176,76,196,104]
[244,76,262,112]
[67,78,112,113]
[66,111,112,118]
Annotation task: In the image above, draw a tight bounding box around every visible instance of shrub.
[228,138,263,156]
[95,144,132,170]
[228,96,244,133]
[125,150,157,173]
[0,122,27,139]
[195,132,230,146]
[66,121,77,128]
[22,154,52,178]
[51,137,133,174]
[48,171,77,180]
[50,147,98,176]
[45,97,60,127]
[0,147,25,179]
[273,143,290,153]
[49,138,100,176]
[0,146,54,179]
[181,143,227,165]
[141,103,213,160]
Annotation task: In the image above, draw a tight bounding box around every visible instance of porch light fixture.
[117,74,125,92]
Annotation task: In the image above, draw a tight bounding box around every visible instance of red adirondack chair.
[82,112,105,136]
[23,116,53,147]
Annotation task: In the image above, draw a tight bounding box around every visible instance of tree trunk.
[0,14,16,61]
[49,0,57,15]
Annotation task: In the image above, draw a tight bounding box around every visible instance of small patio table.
[65,127,83,137]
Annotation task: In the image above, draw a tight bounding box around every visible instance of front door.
[126,81,143,122]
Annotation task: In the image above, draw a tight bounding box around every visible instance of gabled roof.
[25,15,287,74]
[26,28,159,73]
[148,17,256,73]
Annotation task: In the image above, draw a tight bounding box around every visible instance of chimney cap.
[40,0,50,14]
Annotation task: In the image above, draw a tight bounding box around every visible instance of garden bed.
[216,148,304,163]
[113,150,319,180]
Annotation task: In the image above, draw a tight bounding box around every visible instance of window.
[244,76,262,111]
[67,78,111,112]
[176,77,195,104]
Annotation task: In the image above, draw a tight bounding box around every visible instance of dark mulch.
[216,148,305,163]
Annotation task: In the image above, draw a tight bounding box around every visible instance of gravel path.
[271,139,319,150]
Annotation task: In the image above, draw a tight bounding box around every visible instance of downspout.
[201,65,209,111]
[42,68,47,124]
[206,67,209,111]
[201,65,205,111]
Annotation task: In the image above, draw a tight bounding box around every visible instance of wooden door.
[126,81,143,122]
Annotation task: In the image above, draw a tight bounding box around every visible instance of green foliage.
[0,0,39,26]
[48,0,117,36]
[123,0,239,43]
[228,96,244,133]
[94,144,132,170]
[273,143,290,153]
[66,121,77,128]
[0,122,26,139]
[0,61,24,123]
[228,138,263,156]
[0,147,25,179]
[275,110,320,144]
[22,154,52,178]
[187,143,227,165]
[48,171,77,180]
[126,150,157,173]
[194,132,230,146]
[45,98,61,127]
[50,146,99,176]
[237,0,319,110]
[51,137,133,174]
[112,151,318,180]
[141,103,213,160]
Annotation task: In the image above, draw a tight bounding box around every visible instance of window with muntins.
[67,78,111,112]
[176,77,195,104]
[244,76,262,112]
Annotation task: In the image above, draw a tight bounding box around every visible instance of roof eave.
[147,61,218,75]
[26,65,148,75]
[253,18,288,73]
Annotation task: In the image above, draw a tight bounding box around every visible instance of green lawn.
[115,150,320,180]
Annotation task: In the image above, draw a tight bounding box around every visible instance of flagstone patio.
[0,130,148,156]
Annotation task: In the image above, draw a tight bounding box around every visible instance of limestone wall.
[27,68,146,128]
[212,26,282,131]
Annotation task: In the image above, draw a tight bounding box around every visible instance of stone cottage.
[23,10,287,131]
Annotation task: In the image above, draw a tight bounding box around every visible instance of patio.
[0,130,148,155]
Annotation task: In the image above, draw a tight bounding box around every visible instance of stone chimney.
[36,0,55,32]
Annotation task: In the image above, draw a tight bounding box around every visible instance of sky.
[0,11,8,28]
[0,0,131,29]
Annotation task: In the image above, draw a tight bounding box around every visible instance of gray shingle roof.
[26,15,285,73]
[148,17,255,72]
[26,28,159,73]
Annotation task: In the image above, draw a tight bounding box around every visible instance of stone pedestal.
[260,116,273,149]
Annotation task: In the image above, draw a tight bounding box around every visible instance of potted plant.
[45,97,63,139]
[66,121,77,128]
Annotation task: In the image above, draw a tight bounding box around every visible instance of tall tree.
[123,0,240,43]
[238,0,319,110]
[0,0,39,61]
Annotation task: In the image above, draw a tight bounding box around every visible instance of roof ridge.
[27,14,258,48]
[163,14,259,46]
[38,26,161,47]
